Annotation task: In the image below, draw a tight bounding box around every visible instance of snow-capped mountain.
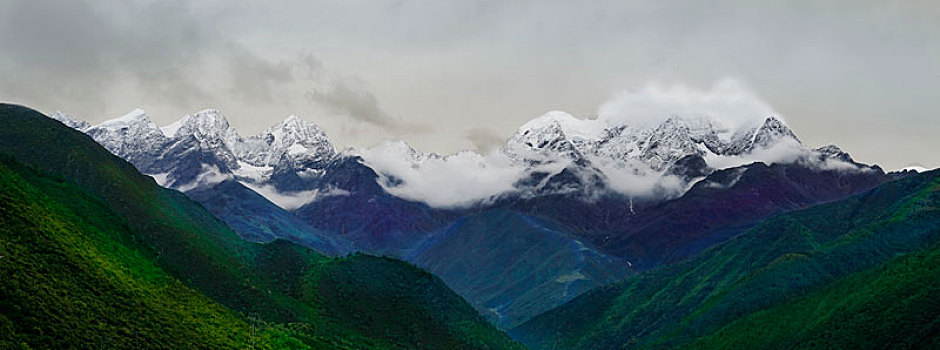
[82,109,170,168]
[487,111,871,203]
[160,109,241,169]
[49,111,91,130]
[63,108,339,202]
[237,115,335,169]
[53,107,872,210]
[503,111,595,165]
[505,112,802,171]
[239,115,337,192]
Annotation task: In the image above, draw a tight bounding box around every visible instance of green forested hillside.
[687,232,940,349]
[0,158,287,348]
[513,169,940,349]
[0,103,521,349]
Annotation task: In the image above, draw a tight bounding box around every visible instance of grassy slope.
[0,104,520,349]
[0,158,291,349]
[687,236,940,349]
[0,104,303,323]
[305,254,522,349]
[513,169,940,349]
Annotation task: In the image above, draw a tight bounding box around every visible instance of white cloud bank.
[359,141,526,208]
[704,138,872,174]
[161,164,233,193]
[703,138,805,170]
[238,181,350,210]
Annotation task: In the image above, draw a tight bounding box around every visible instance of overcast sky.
[1,0,937,170]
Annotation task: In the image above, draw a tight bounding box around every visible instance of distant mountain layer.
[560,161,892,268]
[408,209,631,327]
[512,169,940,349]
[0,104,521,349]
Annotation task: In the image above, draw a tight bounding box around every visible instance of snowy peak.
[751,116,799,150]
[57,108,341,196]
[159,110,242,172]
[515,111,596,137]
[237,115,336,169]
[95,108,158,130]
[813,144,857,164]
[166,109,237,141]
[815,144,845,157]
[639,116,701,170]
[83,108,168,160]
[265,115,333,151]
[49,111,90,131]
[504,111,589,164]
[704,116,798,155]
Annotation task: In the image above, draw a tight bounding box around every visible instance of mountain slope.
[596,161,890,267]
[512,169,940,349]
[502,160,891,270]
[185,179,348,254]
[0,104,521,349]
[1,104,311,322]
[410,209,631,328]
[304,254,522,349]
[0,158,282,349]
[293,155,448,255]
[687,235,940,349]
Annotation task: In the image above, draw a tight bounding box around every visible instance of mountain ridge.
[53,107,872,209]
[511,168,940,349]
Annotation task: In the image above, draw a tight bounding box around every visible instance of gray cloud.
[0,0,403,139]
[224,47,295,104]
[465,127,506,152]
[308,79,399,129]
[1,0,938,170]
[0,1,217,108]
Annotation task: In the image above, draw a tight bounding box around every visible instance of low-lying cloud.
[359,141,526,208]
[703,138,805,170]
[704,137,870,173]
[238,181,350,210]
[592,161,687,199]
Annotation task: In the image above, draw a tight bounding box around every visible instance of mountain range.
[4,100,937,348]
[50,106,895,328]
